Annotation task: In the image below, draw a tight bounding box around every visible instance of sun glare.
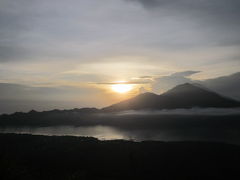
[111,84,133,93]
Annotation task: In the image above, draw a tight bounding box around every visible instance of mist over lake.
[1,108,240,145]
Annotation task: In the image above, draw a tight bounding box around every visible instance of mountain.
[150,71,240,101]
[200,72,240,100]
[102,83,240,112]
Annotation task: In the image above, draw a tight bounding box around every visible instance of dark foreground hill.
[0,133,240,180]
[102,83,240,111]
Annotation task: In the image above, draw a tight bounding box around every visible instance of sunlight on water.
[0,126,128,140]
[0,125,239,144]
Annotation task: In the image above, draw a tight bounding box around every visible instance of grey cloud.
[138,76,153,79]
[0,0,239,65]
[0,83,102,114]
[152,71,200,93]
[171,71,201,77]
[95,81,149,85]
[0,45,29,62]
[0,0,116,63]
[0,83,96,100]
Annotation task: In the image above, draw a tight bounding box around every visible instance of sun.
[111,84,133,93]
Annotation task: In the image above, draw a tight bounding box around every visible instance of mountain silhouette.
[201,72,240,100]
[102,83,240,112]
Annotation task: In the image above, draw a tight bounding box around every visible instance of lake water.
[0,126,126,140]
[1,108,240,143]
[0,125,239,144]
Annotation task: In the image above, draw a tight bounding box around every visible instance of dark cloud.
[128,0,240,47]
[130,0,240,17]
[130,0,240,27]
[128,0,162,7]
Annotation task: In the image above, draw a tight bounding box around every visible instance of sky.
[0,0,240,113]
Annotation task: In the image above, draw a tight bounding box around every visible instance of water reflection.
[0,126,127,140]
[0,125,239,144]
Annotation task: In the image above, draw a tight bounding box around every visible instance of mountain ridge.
[102,83,240,112]
[1,83,240,116]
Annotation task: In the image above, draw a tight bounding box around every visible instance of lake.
[1,125,239,144]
